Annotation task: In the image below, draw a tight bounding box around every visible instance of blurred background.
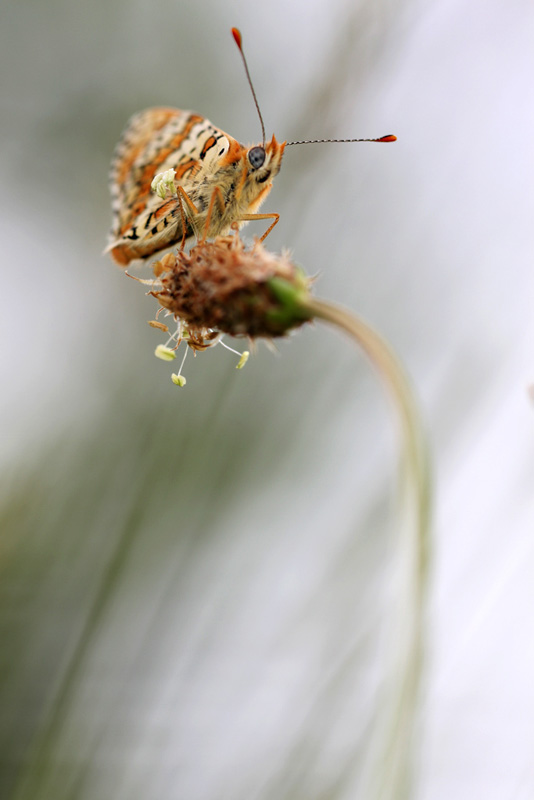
[1,0,532,798]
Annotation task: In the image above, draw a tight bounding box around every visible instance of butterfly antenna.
[231,27,266,147]
[286,135,397,145]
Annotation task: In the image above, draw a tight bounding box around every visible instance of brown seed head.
[150,236,312,339]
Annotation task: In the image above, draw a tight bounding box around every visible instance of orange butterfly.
[107,108,284,266]
[107,29,395,266]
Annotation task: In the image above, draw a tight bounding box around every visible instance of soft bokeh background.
[1,0,532,798]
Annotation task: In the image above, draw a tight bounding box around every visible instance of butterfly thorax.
[191,133,285,239]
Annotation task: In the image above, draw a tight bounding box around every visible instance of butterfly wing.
[108,107,229,264]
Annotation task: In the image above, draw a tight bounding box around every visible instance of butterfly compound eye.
[248,146,266,169]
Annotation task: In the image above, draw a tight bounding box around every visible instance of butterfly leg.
[237,212,280,243]
[175,186,200,249]
[201,186,226,243]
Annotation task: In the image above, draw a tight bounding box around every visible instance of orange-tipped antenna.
[231,27,266,147]
[286,134,397,146]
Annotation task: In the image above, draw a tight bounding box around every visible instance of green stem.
[302,296,431,800]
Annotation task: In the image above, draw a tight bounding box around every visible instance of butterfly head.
[245,134,285,185]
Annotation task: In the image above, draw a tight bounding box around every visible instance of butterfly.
[107,106,284,266]
[107,29,395,267]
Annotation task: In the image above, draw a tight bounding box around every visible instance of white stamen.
[151,168,177,199]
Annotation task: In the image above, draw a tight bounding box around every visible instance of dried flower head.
[150,235,312,340]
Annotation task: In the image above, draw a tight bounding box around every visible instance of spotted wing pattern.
[108,108,233,264]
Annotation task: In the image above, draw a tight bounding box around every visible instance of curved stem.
[302,296,431,800]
